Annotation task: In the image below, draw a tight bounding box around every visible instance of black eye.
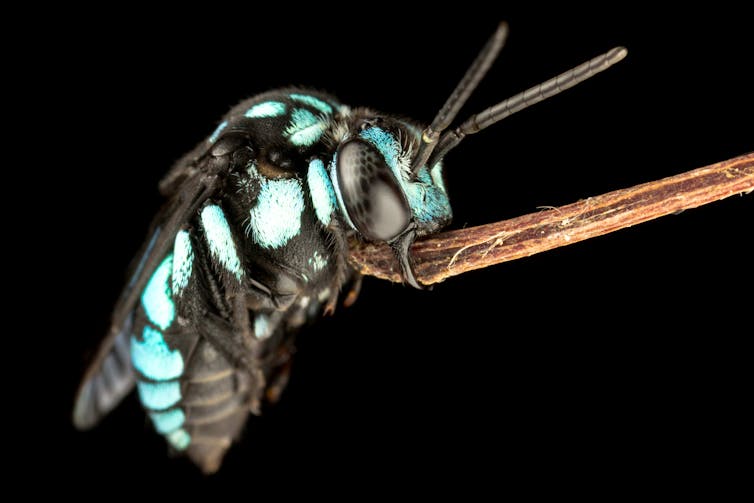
[336,140,410,242]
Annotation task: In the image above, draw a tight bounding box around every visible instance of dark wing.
[73,314,135,429]
[73,159,222,429]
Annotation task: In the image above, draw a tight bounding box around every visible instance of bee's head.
[332,117,452,241]
[329,117,452,288]
[329,23,625,288]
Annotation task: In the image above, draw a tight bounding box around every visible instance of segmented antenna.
[411,22,628,176]
[410,22,509,176]
[426,46,627,168]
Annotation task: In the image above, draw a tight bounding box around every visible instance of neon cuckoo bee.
[73,23,626,473]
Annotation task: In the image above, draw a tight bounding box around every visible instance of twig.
[348,152,754,284]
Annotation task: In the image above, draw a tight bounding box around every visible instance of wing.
[73,314,134,429]
[73,154,223,430]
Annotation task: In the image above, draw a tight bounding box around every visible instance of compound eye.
[336,140,410,242]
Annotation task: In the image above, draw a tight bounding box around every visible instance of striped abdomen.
[131,183,340,472]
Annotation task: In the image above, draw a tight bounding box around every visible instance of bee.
[73,23,626,473]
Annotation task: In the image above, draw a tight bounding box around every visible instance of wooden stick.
[349,152,754,284]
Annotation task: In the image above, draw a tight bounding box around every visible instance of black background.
[27,7,751,497]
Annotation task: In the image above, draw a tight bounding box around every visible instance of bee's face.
[332,117,452,245]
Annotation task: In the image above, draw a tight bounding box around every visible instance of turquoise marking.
[359,126,451,224]
[307,158,336,226]
[254,314,270,340]
[141,254,175,330]
[289,93,333,115]
[244,101,286,118]
[285,108,326,147]
[167,428,191,450]
[171,230,193,295]
[408,165,452,224]
[308,250,327,273]
[247,164,305,248]
[137,380,181,410]
[359,126,402,172]
[130,326,184,381]
[209,120,228,143]
[149,408,185,434]
[430,161,447,194]
[200,205,244,280]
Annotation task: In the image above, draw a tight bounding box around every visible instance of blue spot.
[407,165,452,224]
[247,164,305,248]
[289,93,333,115]
[285,108,326,147]
[430,161,447,194]
[149,408,185,434]
[307,158,336,226]
[209,120,228,143]
[141,254,175,330]
[245,101,286,118]
[167,428,191,450]
[200,205,244,280]
[131,326,184,381]
[137,380,181,410]
[360,126,402,172]
[129,227,161,288]
[254,314,271,340]
[308,250,327,273]
[172,230,193,295]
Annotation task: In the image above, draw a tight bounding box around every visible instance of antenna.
[427,46,627,168]
[410,22,509,176]
[410,22,628,175]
